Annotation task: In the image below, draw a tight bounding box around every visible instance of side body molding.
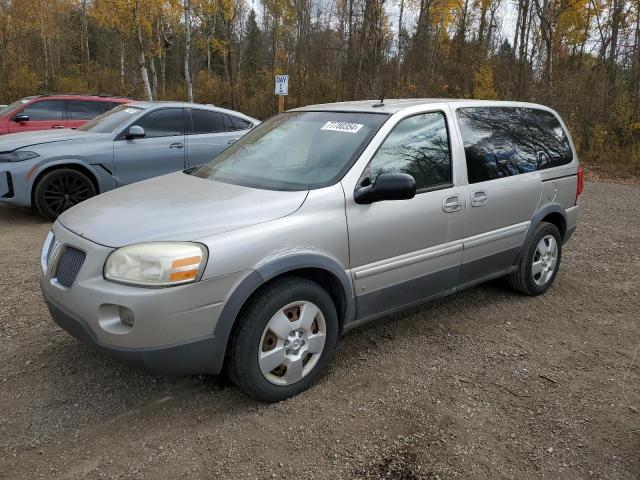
[209,253,355,374]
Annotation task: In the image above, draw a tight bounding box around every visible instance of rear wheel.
[507,222,562,296]
[227,276,338,402]
[34,168,96,220]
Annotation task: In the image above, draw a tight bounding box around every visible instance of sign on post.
[275,75,289,95]
[275,75,288,113]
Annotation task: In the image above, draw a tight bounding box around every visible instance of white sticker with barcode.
[321,121,364,134]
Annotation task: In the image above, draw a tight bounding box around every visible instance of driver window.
[135,108,184,138]
[367,112,452,190]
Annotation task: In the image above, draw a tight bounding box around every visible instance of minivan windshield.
[77,105,144,133]
[191,111,389,190]
[0,96,37,116]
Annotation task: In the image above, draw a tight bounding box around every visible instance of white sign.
[321,121,364,134]
[275,75,289,95]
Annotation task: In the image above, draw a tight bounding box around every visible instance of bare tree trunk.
[633,0,640,103]
[478,0,488,45]
[42,33,49,87]
[608,0,623,86]
[513,0,522,53]
[207,34,211,71]
[183,0,193,102]
[150,57,158,100]
[39,5,49,88]
[137,25,153,101]
[518,0,529,62]
[120,30,125,89]
[223,16,237,109]
[347,0,355,98]
[160,55,166,95]
[396,0,404,77]
[81,0,90,64]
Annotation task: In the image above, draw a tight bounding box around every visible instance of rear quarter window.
[456,107,573,184]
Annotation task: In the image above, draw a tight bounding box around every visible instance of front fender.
[208,252,355,374]
[28,158,115,195]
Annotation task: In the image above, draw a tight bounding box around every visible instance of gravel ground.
[0,181,639,479]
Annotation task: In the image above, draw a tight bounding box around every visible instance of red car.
[0,94,131,134]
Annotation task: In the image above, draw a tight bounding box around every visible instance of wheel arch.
[516,204,568,265]
[30,161,101,206]
[210,254,355,374]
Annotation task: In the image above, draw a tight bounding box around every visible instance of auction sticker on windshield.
[321,121,364,134]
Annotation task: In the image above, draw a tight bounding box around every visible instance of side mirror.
[354,173,416,204]
[13,113,29,122]
[126,125,145,139]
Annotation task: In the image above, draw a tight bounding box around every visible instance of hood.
[0,129,106,151]
[58,172,308,247]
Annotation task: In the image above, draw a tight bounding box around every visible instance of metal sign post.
[275,75,289,113]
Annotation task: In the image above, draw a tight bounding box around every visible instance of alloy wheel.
[43,174,93,215]
[532,234,558,286]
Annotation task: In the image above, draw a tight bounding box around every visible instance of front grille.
[55,247,86,288]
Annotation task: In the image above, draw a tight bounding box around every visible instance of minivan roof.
[291,98,554,115]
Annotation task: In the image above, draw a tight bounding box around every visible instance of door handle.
[51,125,65,129]
[471,190,488,207]
[170,142,184,149]
[442,195,462,213]
[227,139,237,145]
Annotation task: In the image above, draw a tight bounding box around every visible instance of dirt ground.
[1,181,638,480]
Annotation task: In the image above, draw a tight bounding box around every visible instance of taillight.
[575,165,584,204]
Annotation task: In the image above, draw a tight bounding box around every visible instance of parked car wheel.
[34,168,96,220]
[227,276,339,402]
[507,222,562,296]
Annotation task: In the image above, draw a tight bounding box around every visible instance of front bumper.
[0,160,36,206]
[40,221,249,375]
[45,297,223,374]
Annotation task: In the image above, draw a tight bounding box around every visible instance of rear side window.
[457,107,573,184]
[189,109,224,134]
[367,112,452,190]
[67,100,110,120]
[224,114,252,131]
[135,108,184,138]
[22,100,65,120]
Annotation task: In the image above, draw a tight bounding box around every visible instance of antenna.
[373,76,386,107]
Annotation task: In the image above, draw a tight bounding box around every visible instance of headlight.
[0,151,39,162]
[104,242,208,287]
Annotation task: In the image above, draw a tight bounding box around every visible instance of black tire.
[34,168,96,220]
[227,276,339,402]
[507,221,562,296]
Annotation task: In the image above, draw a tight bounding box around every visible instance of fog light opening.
[118,306,135,327]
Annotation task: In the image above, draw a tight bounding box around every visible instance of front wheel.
[34,168,96,220]
[507,222,562,296]
[227,276,339,402]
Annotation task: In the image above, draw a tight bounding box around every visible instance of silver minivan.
[40,99,582,402]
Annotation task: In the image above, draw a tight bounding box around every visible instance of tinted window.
[192,111,388,190]
[224,114,252,131]
[457,107,573,184]
[135,108,184,138]
[190,109,224,134]
[367,112,451,190]
[67,100,109,120]
[22,100,65,120]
